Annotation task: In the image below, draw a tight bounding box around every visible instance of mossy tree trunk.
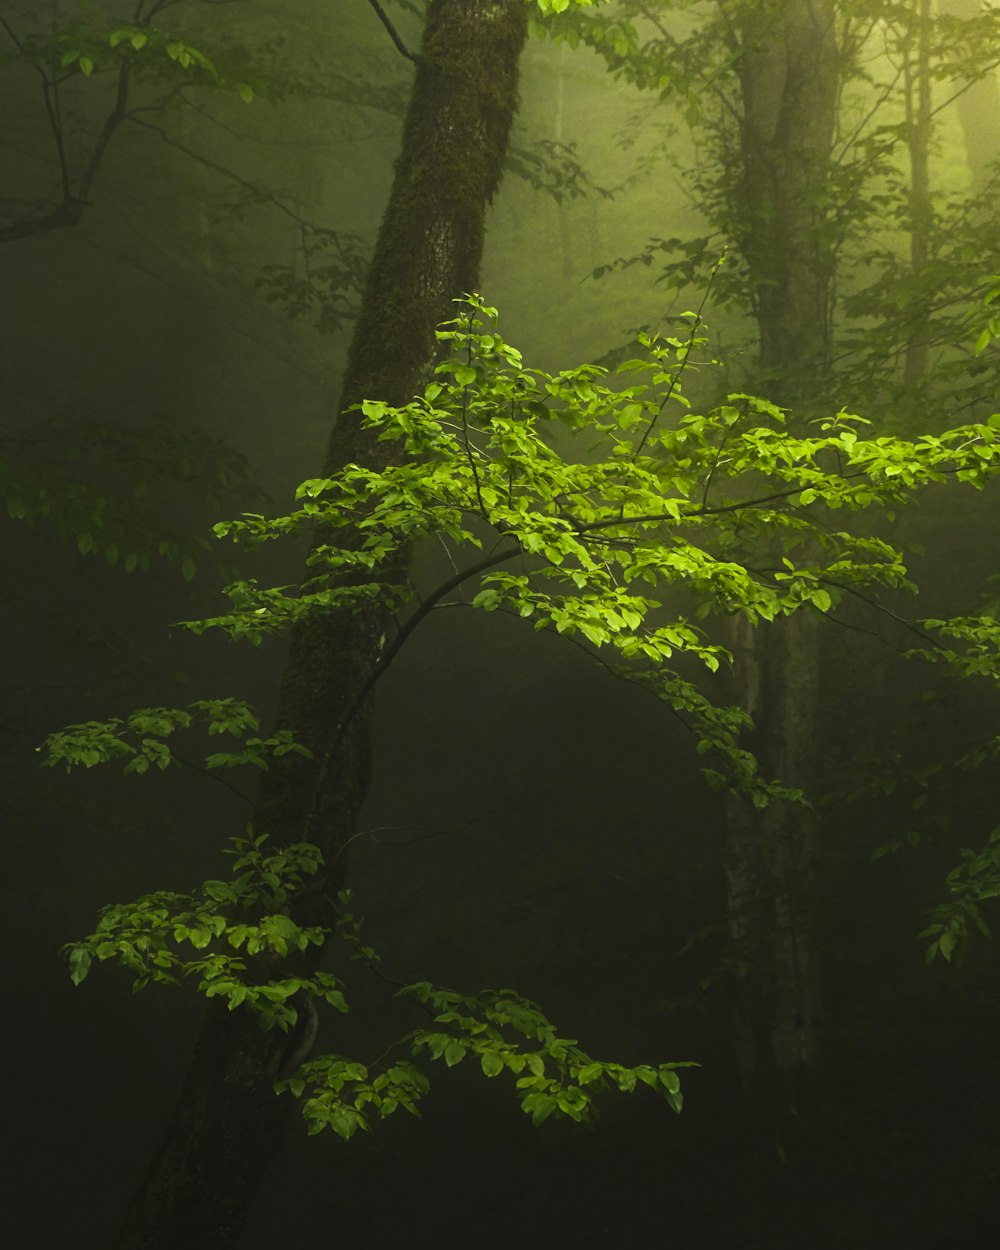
[113,4,528,1246]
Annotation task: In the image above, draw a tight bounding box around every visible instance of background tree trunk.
[113,4,528,1246]
[903,0,933,386]
[725,0,839,1154]
[938,0,1000,194]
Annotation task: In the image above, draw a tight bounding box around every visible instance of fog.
[3,2,999,1246]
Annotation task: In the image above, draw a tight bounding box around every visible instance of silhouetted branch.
[367,0,425,66]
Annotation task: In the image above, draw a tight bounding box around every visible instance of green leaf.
[67,946,92,985]
[481,1051,504,1077]
[444,1041,465,1067]
[528,1094,557,1125]
[659,1068,681,1095]
[472,588,500,611]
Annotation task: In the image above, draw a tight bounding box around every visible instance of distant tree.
[536,0,1000,1152]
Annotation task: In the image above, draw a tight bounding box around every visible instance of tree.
[0,0,265,243]
[46,2,576,1245]
[23,0,1000,1240]
[50,295,1000,1235]
[540,0,1000,1153]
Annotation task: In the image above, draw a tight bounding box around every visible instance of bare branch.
[367,0,425,67]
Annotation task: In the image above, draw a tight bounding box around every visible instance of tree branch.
[367,0,425,66]
[300,541,523,843]
[335,541,523,736]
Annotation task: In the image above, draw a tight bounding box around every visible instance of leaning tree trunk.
[113,4,528,1247]
[725,0,840,1156]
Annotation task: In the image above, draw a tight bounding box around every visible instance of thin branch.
[173,752,258,810]
[301,541,523,843]
[821,578,942,649]
[0,15,24,50]
[335,542,522,735]
[126,113,324,231]
[76,62,132,203]
[367,0,425,66]
[329,823,462,868]
[634,248,725,458]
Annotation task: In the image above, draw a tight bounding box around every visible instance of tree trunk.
[725,0,839,1153]
[903,0,933,386]
[736,0,839,394]
[113,4,528,1246]
[938,0,1000,194]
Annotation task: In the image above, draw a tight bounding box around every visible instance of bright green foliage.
[908,617,1000,685]
[194,295,1000,804]
[39,698,313,776]
[531,0,610,14]
[276,1057,431,1139]
[62,826,696,1139]
[61,830,337,1029]
[273,888,696,1140]
[402,982,695,1123]
[50,296,1000,1140]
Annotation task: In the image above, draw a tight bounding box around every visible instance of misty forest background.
[3,1,1000,1247]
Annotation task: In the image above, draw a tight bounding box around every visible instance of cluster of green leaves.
[405,982,694,1121]
[40,697,312,777]
[974,277,1000,357]
[921,827,1000,964]
[530,0,612,16]
[61,830,342,1030]
[274,889,696,1140]
[909,616,1000,685]
[15,20,261,102]
[193,295,1000,804]
[280,973,696,1141]
[61,822,696,1139]
[48,293,1000,1138]
[276,1056,430,1140]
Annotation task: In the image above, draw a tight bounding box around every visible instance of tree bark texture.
[113,4,528,1246]
[725,611,821,1139]
[736,0,840,396]
[724,0,840,1149]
